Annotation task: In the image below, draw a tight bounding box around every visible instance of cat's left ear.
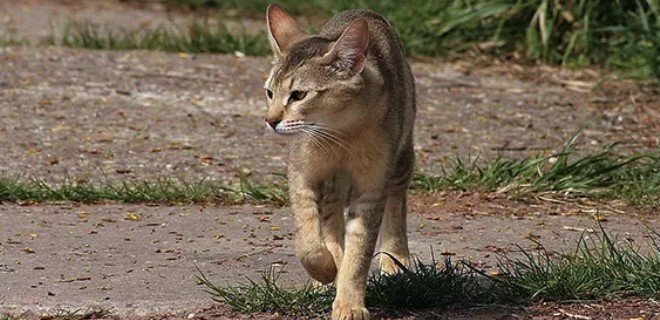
[321,19,369,74]
[267,4,305,56]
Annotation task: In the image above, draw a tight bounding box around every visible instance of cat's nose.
[266,118,281,129]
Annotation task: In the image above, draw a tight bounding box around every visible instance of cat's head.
[263,4,371,137]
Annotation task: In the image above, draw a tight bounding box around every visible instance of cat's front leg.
[289,172,338,284]
[331,184,386,320]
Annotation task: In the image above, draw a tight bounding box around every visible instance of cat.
[264,4,416,319]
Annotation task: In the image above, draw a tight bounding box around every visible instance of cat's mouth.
[267,120,308,136]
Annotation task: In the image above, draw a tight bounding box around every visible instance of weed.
[0,33,28,46]
[166,0,659,78]
[197,225,660,315]
[0,145,656,206]
[196,266,334,316]
[413,145,659,206]
[0,175,287,205]
[56,19,269,55]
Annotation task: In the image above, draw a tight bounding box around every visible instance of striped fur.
[264,5,415,319]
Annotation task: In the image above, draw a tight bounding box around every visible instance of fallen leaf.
[124,212,141,221]
[557,308,592,320]
[593,215,608,222]
[77,211,90,220]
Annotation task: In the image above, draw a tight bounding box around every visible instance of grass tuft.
[198,225,660,315]
[0,33,29,46]
[501,224,660,300]
[166,0,659,78]
[0,145,655,206]
[196,266,334,316]
[3,1,655,77]
[365,256,509,309]
[55,19,269,55]
[413,145,659,206]
[0,175,287,205]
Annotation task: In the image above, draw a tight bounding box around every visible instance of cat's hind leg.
[378,147,414,274]
[378,191,410,274]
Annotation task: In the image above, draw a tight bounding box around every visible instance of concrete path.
[1,204,656,316]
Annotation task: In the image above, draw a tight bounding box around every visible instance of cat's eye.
[265,89,273,100]
[288,90,307,103]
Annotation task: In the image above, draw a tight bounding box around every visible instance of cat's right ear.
[319,19,369,74]
[267,4,305,57]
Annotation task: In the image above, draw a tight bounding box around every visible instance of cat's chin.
[273,130,301,136]
[264,126,302,137]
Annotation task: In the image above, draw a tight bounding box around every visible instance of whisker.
[308,128,340,153]
[301,127,327,151]
[310,123,347,136]
[309,126,353,154]
[309,124,352,147]
[311,129,340,153]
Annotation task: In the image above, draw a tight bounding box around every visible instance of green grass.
[0,34,29,46]
[1,1,655,77]
[414,145,660,206]
[167,0,659,78]
[197,225,660,316]
[0,146,656,206]
[197,266,334,316]
[0,175,287,206]
[51,19,270,56]
[501,225,660,301]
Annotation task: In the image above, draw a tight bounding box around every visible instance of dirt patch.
[1,45,657,185]
[410,192,658,218]
[1,0,658,185]
[7,299,659,319]
[0,0,264,44]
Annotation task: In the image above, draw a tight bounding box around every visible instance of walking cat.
[264,4,416,319]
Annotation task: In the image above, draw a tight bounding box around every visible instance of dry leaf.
[124,212,141,221]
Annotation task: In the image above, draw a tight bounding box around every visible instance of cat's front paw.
[331,300,369,320]
[298,248,337,284]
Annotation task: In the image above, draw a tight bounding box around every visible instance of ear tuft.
[322,19,369,74]
[266,4,305,56]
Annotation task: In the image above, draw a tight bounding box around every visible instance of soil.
[0,1,658,319]
[1,1,658,184]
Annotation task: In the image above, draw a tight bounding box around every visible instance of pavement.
[1,203,656,316]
